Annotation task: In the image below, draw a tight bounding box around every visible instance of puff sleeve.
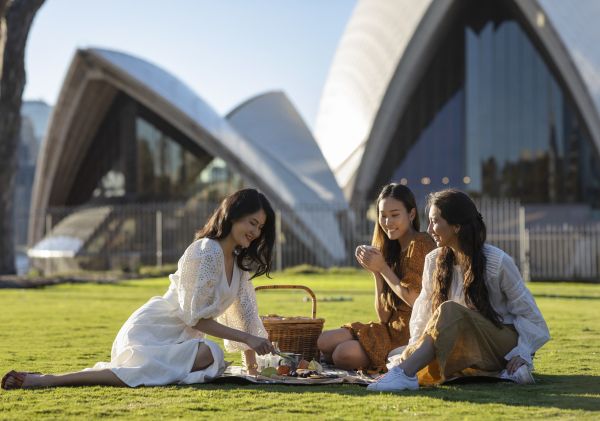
[499,254,550,366]
[171,239,224,326]
[218,271,269,352]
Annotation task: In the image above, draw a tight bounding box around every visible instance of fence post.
[518,206,530,282]
[275,210,282,272]
[45,213,53,235]
[156,210,163,268]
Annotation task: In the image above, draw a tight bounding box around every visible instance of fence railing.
[15,199,600,281]
[528,224,600,281]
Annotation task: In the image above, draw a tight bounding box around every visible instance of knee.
[192,344,214,372]
[317,331,338,353]
[332,343,365,370]
[438,300,464,316]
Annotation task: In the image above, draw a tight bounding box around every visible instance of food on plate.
[307,360,323,373]
[260,367,278,377]
[297,359,310,369]
[297,370,319,378]
[277,365,290,375]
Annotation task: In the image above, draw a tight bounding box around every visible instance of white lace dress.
[87,238,268,387]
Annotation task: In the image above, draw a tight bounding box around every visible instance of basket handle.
[255,284,317,319]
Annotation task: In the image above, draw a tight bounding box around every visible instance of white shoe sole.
[366,383,419,392]
[499,366,535,385]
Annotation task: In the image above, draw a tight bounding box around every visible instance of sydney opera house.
[317,0,600,208]
[27,0,600,274]
[27,47,348,272]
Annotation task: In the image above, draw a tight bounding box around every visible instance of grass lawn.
[1,269,599,420]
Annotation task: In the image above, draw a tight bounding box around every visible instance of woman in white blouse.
[2,189,275,389]
[368,189,550,392]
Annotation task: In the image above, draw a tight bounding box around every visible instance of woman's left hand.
[506,356,527,374]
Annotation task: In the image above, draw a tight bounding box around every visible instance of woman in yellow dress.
[317,183,434,372]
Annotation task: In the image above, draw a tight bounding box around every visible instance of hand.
[354,246,370,270]
[245,335,274,355]
[506,356,527,374]
[355,245,386,273]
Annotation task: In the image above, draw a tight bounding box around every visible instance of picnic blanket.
[212,365,375,386]
[211,366,513,386]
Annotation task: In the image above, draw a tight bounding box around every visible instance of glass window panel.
[135,116,242,203]
[378,0,600,208]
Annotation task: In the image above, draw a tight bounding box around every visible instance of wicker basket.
[255,285,325,361]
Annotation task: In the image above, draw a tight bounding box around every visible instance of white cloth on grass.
[87,238,268,387]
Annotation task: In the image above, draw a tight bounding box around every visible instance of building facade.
[316,0,600,210]
[28,49,347,272]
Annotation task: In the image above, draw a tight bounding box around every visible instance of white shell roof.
[538,0,600,121]
[227,91,347,260]
[227,91,346,207]
[316,0,600,199]
[34,48,348,262]
[314,0,432,188]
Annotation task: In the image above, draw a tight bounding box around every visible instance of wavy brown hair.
[427,189,502,326]
[195,188,275,279]
[371,183,420,312]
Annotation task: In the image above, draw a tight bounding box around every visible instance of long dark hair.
[427,189,502,326]
[372,183,420,311]
[195,188,275,279]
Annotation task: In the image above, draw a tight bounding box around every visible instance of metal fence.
[528,224,600,281]
[15,199,600,281]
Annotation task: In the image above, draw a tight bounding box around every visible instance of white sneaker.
[366,366,419,392]
[499,365,535,385]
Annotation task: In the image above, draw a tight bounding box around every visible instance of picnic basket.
[255,285,325,361]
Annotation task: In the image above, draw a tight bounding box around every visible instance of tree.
[0,0,45,274]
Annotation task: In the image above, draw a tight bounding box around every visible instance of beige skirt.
[402,300,518,385]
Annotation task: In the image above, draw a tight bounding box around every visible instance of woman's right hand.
[355,245,371,270]
[355,245,386,273]
[245,335,275,355]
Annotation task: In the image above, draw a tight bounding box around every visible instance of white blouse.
[167,237,268,351]
[409,244,550,366]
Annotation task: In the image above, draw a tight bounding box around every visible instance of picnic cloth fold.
[212,366,374,385]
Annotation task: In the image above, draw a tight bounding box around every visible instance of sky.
[24,0,356,133]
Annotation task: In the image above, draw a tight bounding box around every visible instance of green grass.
[1,270,599,420]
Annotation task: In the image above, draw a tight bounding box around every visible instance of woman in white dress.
[2,188,276,389]
[367,189,550,392]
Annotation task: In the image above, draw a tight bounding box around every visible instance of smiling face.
[427,205,459,249]
[230,209,267,249]
[378,197,415,241]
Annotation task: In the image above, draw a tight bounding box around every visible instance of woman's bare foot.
[2,371,44,390]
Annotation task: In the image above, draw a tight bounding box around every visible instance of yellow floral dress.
[343,232,435,372]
